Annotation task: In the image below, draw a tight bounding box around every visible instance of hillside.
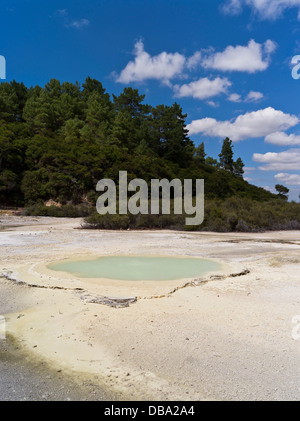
[0,78,299,231]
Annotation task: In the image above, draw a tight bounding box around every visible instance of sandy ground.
[0,280,113,401]
[0,215,299,401]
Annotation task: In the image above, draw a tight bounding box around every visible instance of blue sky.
[1,0,300,200]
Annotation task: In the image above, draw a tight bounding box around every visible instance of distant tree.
[194,142,206,165]
[0,81,28,122]
[0,76,287,210]
[205,171,232,199]
[135,139,151,155]
[63,117,84,142]
[80,91,114,143]
[275,184,289,200]
[205,156,218,167]
[108,109,135,149]
[0,169,18,193]
[110,87,151,150]
[22,85,43,133]
[82,77,108,100]
[23,79,65,132]
[149,102,194,166]
[219,137,234,172]
[112,87,149,117]
[233,157,245,178]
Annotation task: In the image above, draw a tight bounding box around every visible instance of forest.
[0,78,299,231]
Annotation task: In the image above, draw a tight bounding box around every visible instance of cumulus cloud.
[253,149,300,171]
[222,0,300,20]
[265,131,300,146]
[173,77,231,100]
[116,41,186,84]
[186,51,202,70]
[115,39,275,87]
[201,39,276,73]
[116,38,275,86]
[228,90,264,103]
[187,107,299,141]
[274,173,300,185]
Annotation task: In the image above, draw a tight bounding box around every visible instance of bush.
[83,197,300,232]
[79,197,300,232]
[25,203,92,217]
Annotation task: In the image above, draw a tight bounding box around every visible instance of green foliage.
[84,197,300,232]
[205,156,218,167]
[219,137,234,172]
[25,203,91,218]
[194,142,206,165]
[84,211,186,230]
[233,157,245,178]
[219,137,245,177]
[0,81,28,122]
[275,184,289,201]
[0,76,298,231]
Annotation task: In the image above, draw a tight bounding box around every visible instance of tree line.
[2,77,299,232]
[0,77,277,210]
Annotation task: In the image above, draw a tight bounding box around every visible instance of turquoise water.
[48,256,220,281]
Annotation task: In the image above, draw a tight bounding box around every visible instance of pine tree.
[219,137,234,172]
[275,184,289,200]
[194,142,206,165]
[149,103,194,166]
[233,157,245,178]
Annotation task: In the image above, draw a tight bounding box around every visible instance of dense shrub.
[83,197,300,232]
[25,203,92,218]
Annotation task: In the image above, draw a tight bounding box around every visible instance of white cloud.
[201,39,276,73]
[275,173,300,185]
[173,77,231,100]
[187,107,299,141]
[206,100,219,108]
[253,149,300,171]
[245,90,264,102]
[115,39,275,86]
[222,0,243,15]
[228,93,242,102]
[65,18,90,29]
[228,90,263,103]
[116,41,186,84]
[222,0,300,20]
[186,52,202,70]
[265,131,300,146]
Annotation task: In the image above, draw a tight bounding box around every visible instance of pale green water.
[48,256,220,281]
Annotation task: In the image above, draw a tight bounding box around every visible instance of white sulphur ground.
[0,215,300,401]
